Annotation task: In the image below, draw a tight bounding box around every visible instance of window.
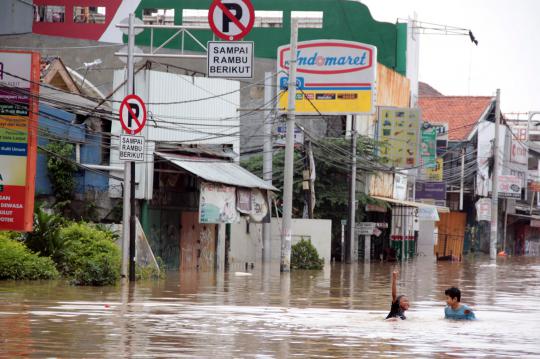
[35,5,65,23]
[291,11,323,29]
[254,11,282,28]
[143,8,175,25]
[181,9,209,28]
[73,7,106,24]
[181,9,283,28]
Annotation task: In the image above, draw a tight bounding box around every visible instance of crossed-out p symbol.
[222,3,242,33]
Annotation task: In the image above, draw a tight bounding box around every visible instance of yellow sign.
[278,89,373,114]
[424,157,443,181]
[378,107,420,168]
[277,40,377,115]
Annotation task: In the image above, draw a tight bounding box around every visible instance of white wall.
[418,220,436,260]
[229,217,332,269]
[271,218,332,265]
[229,217,263,270]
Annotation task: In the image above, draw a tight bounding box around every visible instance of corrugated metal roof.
[371,195,449,213]
[156,152,277,191]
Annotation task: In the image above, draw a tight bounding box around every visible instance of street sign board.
[119,94,147,135]
[208,0,255,40]
[275,125,304,146]
[476,198,491,221]
[491,175,522,199]
[277,40,377,115]
[207,41,253,78]
[356,222,376,235]
[119,135,145,162]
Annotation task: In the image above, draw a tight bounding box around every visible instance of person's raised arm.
[391,270,398,302]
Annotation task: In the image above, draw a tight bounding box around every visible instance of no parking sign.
[119,94,147,135]
[208,0,255,40]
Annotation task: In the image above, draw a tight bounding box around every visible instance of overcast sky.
[360,0,540,116]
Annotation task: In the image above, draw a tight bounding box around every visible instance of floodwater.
[1,256,540,358]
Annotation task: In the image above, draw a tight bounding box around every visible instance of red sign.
[208,0,255,40]
[0,50,40,232]
[119,94,147,135]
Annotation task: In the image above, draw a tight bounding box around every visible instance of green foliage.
[57,223,121,286]
[291,238,324,270]
[136,257,166,280]
[0,233,59,280]
[23,206,66,262]
[46,141,78,205]
[241,136,384,242]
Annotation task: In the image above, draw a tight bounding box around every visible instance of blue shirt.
[445,304,476,320]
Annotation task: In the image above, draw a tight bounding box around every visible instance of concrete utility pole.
[280,18,299,272]
[263,72,273,264]
[459,147,465,211]
[121,14,136,279]
[490,89,500,260]
[346,116,357,263]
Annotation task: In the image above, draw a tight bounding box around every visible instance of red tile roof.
[418,96,493,141]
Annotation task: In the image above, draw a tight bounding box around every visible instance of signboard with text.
[415,181,446,206]
[490,175,522,199]
[119,135,145,162]
[378,107,421,168]
[0,51,40,231]
[510,138,527,165]
[207,41,253,78]
[277,40,377,115]
[420,124,437,168]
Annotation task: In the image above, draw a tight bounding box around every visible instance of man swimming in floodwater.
[386,270,410,320]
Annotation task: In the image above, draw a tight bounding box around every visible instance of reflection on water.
[1,256,540,358]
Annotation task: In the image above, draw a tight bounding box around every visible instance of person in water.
[386,270,410,320]
[444,287,476,320]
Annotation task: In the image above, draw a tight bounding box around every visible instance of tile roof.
[418,82,443,97]
[418,96,493,141]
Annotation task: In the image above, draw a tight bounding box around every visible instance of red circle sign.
[119,94,147,135]
[208,0,255,41]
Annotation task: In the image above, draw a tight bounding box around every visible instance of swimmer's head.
[396,295,410,311]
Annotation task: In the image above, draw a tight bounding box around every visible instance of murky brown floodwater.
[1,256,540,358]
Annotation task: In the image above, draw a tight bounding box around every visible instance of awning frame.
[371,195,450,213]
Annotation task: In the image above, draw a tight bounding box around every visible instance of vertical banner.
[377,107,420,168]
[420,124,437,168]
[0,51,39,232]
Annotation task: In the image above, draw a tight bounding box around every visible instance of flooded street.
[1,256,540,358]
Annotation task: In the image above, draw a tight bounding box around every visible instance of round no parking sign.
[208,0,255,40]
[119,94,147,135]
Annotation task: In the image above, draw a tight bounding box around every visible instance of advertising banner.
[0,51,40,232]
[378,107,420,168]
[510,138,527,165]
[421,157,443,181]
[277,40,377,115]
[491,175,522,199]
[476,198,491,221]
[420,125,437,168]
[393,173,408,200]
[236,188,270,223]
[415,181,446,206]
[199,182,239,224]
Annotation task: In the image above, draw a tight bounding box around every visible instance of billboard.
[0,51,40,232]
[377,107,421,168]
[277,40,377,115]
[415,181,446,206]
[421,157,443,181]
[199,182,239,224]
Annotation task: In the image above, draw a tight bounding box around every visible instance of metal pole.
[341,220,345,262]
[459,147,465,211]
[347,116,357,263]
[263,72,273,264]
[121,13,135,278]
[490,89,500,260]
[503,199,508,254]
[280,18,299,272]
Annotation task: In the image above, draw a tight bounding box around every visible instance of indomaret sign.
[277,39,377,115]
[207,41,253,78]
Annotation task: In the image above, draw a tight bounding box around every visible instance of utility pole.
[459,147,465,211]
[280,18,299,273]
[490,89,500,260]
[346,116,357,263]
[263,72,273,264]
[121,13,136,279]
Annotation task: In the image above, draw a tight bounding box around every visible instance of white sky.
[360,0,540,115]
